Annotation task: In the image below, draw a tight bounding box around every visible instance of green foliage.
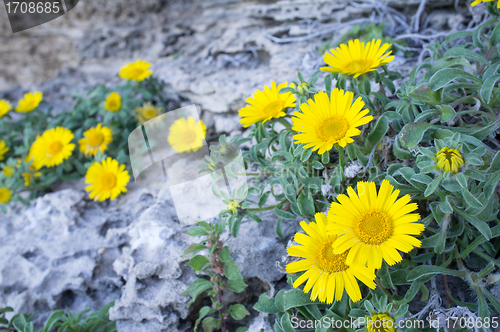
[0,76,166,206]
[0,302,116,332]
[182,220,248,332]
[243,13,500,332]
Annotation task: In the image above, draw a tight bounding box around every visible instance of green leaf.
[368,115,389,147]
[181,278,212,307]
[253,294,279,314]
[235,327,248,332]
[182,243,207,259]
[301,147,313,162]
[297,191,315,217]
[258,191,271,208]
[399,123,432,149]
[482,61,500,80]
[187,255,210,272]
[197,221,211,231]
[275,289,286,312]
[487,150,500,172]
[43,311,65,332]
[490,21,500,46]
[276,219,284,239]
[436,105,456,122]
[480,74,500,103]
[227,277,247,293]
[186,227,209,237]
[219,246,232,263]
[195,307,211,332]
[395,281,421,305]
[0,307,13,315]
[231,216,243,238]
[275,206,296,220]
[393,136,414,160]
[409,84,441,106]
[424,174,443,197]
[439,196,454,214]
[429,68,482,91]
[407,265,464,282]
[280,313,296,332]
[325,75,332,93]
[461,188,484,209]
[321,152,330,164]
[477,288,490,320]
[283,289,317,310]
[455,209,492,240]
[470,116,500,140]
[443,47,489,65]
[224,261,242,280]
[245,212,262,223]
[228,304,249,320]
[377,262,395,289]
[279,87,295,94]
[202,317,217,332]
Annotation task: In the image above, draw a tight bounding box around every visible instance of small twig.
[412,0,428,32]
[265,17,375,44]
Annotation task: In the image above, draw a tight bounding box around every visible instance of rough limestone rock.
[0,178,299,330]
[1,0,468,118]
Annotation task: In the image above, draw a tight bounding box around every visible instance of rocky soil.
[0,0,493,331]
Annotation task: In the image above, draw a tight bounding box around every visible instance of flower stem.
[216,277,226,332]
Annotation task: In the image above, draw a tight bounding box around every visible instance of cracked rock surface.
[0,180,298,331]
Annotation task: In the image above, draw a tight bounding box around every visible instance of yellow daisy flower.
[436,147,464,173]
[238,81,296,128]
[320,39,394,78]
[0,99,12,118]
[0,188,11,204]
[292,89,373,154]
[3,166,14,177]
[471,0,500,8]
[29,127,75,168]
[15,91,43,113]
[78,124,113,157]
[21,172,41,186]
[286,212,376,304]
[168,117,206,153]
[367,313,396,332]
[85,157,130,201]
[327,180,424,270]
[23,154,43,171]
[119,60,153,81]
[104,92,121,112]
[134,102,163,124]
[0,141,9,161]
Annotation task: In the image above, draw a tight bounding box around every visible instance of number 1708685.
[5,1,61,14]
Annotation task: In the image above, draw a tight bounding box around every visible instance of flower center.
[100,173,117,190]
[262,100,285,115]
[88,132,104,146]
[182,130,197,144]
[345,59,373,73]
[317,116,349,142]
[367,314,395,332]
[356,210,393,245]
[144,109,157,119]
[47,141,63,156]
[316,239,349,273]
[131,68,145,77]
